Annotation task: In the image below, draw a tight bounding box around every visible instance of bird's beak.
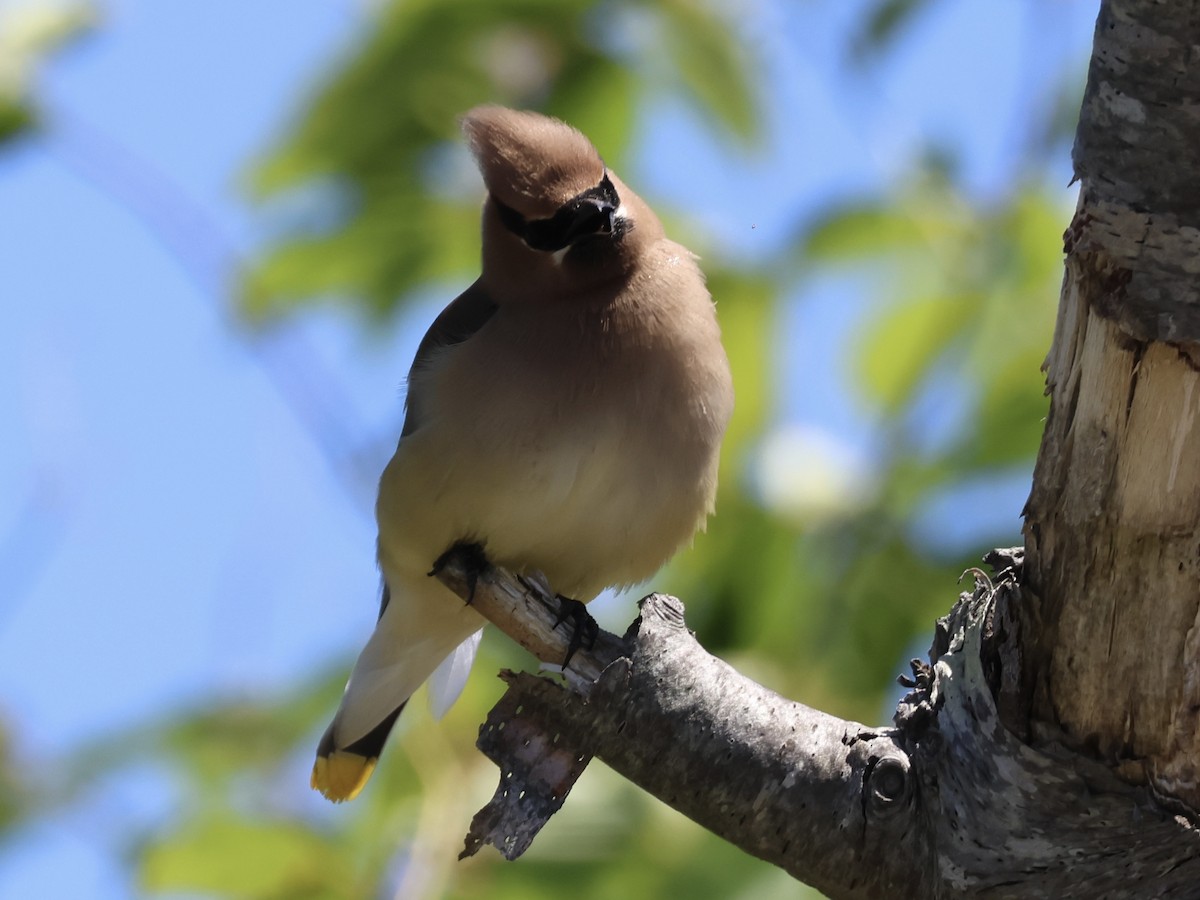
[560,195,616,245]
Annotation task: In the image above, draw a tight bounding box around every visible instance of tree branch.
[435,550,1200,898]
[434,551,921,897]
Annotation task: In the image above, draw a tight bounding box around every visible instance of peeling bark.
[909,560,1200,897]
[1023,0,1200,810]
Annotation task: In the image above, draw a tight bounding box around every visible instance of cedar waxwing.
[312,106,734,802]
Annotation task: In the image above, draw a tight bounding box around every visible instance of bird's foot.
[429,541,490,605]
[552,595,598,669]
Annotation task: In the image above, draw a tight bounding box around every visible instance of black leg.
[553,595,599,669]
[429,541,490,605]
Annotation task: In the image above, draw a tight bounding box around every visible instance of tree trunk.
[432,1,1200,896]
[1022,0,1200,811]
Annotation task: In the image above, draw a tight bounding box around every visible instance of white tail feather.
[332,572,485,747]
[427,629,484,719]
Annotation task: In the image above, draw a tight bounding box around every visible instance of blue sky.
[0,0,1096,895]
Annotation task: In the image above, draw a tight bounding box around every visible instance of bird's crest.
[461,106,606,220]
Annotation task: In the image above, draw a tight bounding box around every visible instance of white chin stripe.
[551,246,570,266]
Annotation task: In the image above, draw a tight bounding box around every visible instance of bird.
[311,105,734,803]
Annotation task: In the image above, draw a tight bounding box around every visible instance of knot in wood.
[638,593,687,629]
[866,754,912,819]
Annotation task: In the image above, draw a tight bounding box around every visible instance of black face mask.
[494,175,624,252]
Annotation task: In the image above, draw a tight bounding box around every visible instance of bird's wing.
[401,279,497,437]
[374,279,497,623]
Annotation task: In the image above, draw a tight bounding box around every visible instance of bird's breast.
[378,260,732,599]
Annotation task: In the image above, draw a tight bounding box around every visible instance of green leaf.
[0,97,35,145]
[803,202,959,263]
[658,0,760,143]
[703,266,774,458]
[0,1,95,145]
[855,293,978,411]
[849,0,935,64]
[139,817,338,897]
[953,344,1049,469]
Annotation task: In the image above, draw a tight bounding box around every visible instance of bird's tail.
[311,573,484,802]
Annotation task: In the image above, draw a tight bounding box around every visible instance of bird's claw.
[553,595,598,669]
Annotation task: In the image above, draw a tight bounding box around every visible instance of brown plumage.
[312,105,734,802]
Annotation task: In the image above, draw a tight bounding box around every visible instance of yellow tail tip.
[311,752,377,803]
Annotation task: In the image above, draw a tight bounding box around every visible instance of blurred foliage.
[0,1,95,144]
[240,0,755,321]
[0,0,1077,897]
[848,0,936,63]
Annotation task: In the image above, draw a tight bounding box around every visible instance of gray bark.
[440,556,918,896]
